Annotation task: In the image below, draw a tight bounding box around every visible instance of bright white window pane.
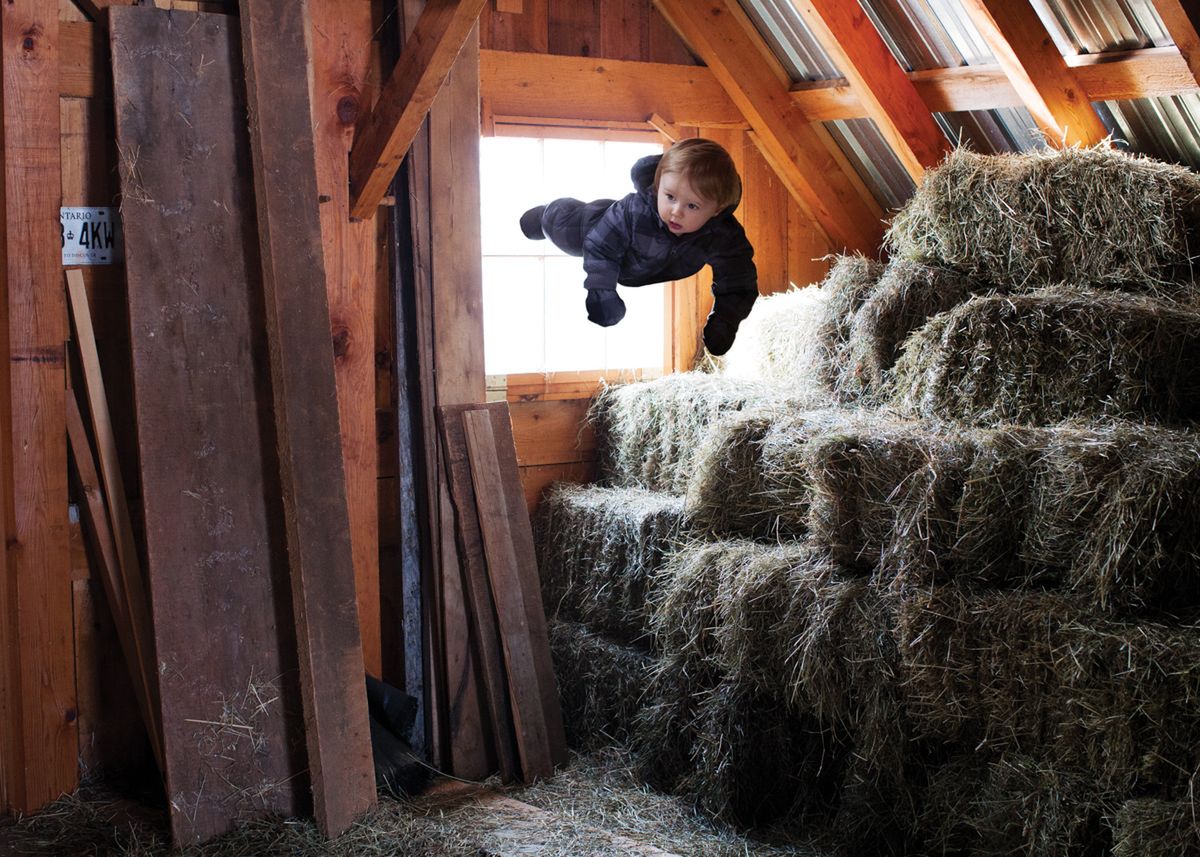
[479,135,666,375]
[481,137,546,256]
[482,256,545,374]
[544,256,606,371]
[606,283,665,369]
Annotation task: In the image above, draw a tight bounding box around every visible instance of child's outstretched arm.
[704,223,758,355]
[580,200,632,327]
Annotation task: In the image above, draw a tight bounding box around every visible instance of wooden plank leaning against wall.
[1,0,76,815]
[478,0,831,515]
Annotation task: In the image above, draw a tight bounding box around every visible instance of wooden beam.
[238,0,376,837]
[0,0,75,815]
[653,0,883,252]
[1153,0,1200,89]
[309,0,382,678]
[349,0,487,219]
[480,49,744,128]
[476,47,1197,130]
[791,0,951,179]
[959,0,1110,147]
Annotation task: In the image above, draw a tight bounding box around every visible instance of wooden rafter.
[349,0,486,219]
[959,0,1110,147]
[475,46,1198,131]
[1153,0,1200,88]
[791,0,951,179]
[653,0,883,253]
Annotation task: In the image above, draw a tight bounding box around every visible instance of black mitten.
[586,290,627,327]
[703,315,739,356]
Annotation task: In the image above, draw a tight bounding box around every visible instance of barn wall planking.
[481,0,698,64]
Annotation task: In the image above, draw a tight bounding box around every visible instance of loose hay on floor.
[536,483,687,644]
[886,145,1200,290]
[886,286,1200,426]
[0,751,835,857]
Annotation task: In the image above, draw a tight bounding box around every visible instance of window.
[479,136,666,376]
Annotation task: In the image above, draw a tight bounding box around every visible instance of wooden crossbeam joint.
[349,0,486,220]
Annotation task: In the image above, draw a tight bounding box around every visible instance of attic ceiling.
[736,0,1200,211]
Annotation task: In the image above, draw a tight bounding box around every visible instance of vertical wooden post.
[309,0,383,678]
[0,0,76,814]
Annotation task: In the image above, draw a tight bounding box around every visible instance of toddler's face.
[656,171,720,235]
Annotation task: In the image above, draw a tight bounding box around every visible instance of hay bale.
[535,483,687,644]
[919,752,1110,857]
[897,585,1200,791]
[686,407,889,541]
[840,259,991,399]
[676,677,842,827]
[1024,421,1200,613]
[589,372,799,493]
[886,145,1200,290]
[887,287,1200,427]
[548,620,656,751]
[721,254,883,398]
[721,285,835,400]
[1111,798,1200,857]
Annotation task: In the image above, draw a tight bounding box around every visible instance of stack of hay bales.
[534,144,1200,855]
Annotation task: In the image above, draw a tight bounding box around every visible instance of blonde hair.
[654,138,741,210]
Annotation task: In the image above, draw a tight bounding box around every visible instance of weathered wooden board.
[0,0,75,815]
[238,0,376,836]
[458,403,566,769]
[462,409,552,781]
[309,0,382,678]
[110,7,304,843]
[438,404,521,783]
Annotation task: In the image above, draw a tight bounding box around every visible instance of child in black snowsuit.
[519,138,757,356]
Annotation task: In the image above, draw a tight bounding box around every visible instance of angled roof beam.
[349,0,485,220]
[1152,0,1200,88]
[790,0,951,180]
[653,0,883,253]
[959,0,1110,147]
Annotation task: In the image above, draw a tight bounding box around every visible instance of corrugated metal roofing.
[739,0,1200,209]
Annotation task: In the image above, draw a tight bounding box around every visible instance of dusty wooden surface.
[111,7,304,843]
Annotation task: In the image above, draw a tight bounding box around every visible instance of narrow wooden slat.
[111,8,306,841]
[1,0,74,814]
[65,391,161,768]
[462,410,553,781]
[471,403,567,767]
[438,405,520,783]
[652,0,883,252]
[483,0,548,53]
[66,270,160,753]
[310,0,382,678]
[793,0,950,178]
[238,0,376,836]
[349,0,487,219]
[959,0,1110,147]
[1153,0,1200,88]
[495,0,522,12]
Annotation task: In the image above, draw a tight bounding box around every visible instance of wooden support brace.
[349,0,487,219]
[238,0,376,836]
